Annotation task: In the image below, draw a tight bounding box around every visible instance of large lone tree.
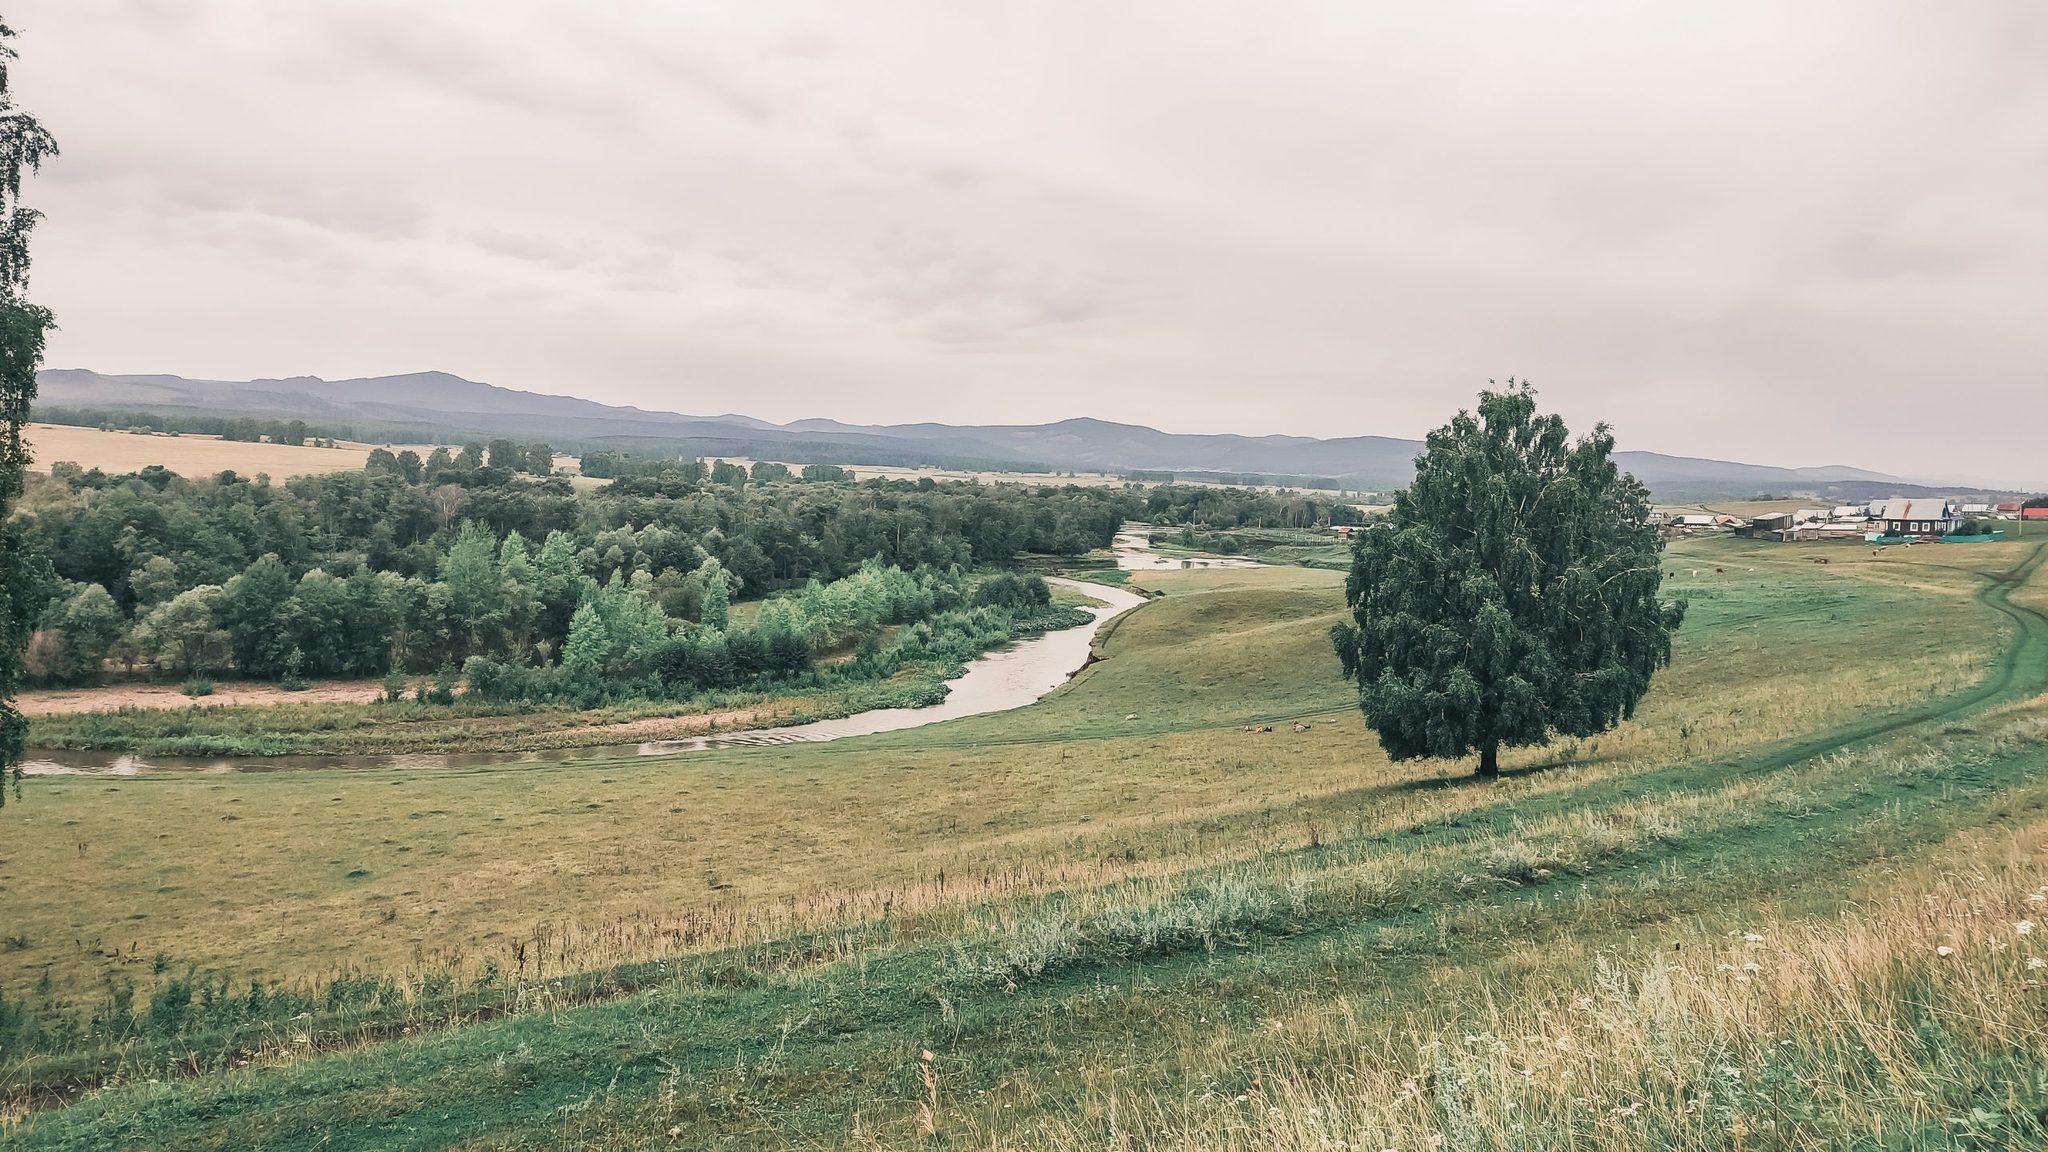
[0,17,57,805]
[1332,383,1684,778]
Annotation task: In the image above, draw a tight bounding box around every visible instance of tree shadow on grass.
[1381,748,1630,793]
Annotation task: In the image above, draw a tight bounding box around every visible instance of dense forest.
[13,456,1120,692]
[11,446,1368,703]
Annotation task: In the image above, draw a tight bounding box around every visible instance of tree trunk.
[1477,740,1500,779]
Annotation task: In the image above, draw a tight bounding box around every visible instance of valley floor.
[5,537,2046,1149]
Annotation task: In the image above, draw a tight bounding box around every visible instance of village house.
[1744,511,1797,538]
[1874,497,1956,538]
[2025,507,2048,522]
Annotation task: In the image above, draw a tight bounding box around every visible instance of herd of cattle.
[1241,722,1314,734]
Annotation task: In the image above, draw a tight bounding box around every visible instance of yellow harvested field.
[22,423,422,479]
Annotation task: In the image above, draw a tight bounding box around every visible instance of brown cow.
[1292,722,1311,733]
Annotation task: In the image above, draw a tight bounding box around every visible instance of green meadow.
[6,535,2048,1149]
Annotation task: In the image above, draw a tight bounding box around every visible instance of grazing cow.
[1715,567,1725,573]
[1292,722,1311,733]
[1814,558,1829,565]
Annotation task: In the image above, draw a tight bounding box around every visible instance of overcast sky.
[13,1,2048,484]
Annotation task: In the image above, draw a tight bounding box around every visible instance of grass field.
[5,535,2046,1147]
[20,423,400,479]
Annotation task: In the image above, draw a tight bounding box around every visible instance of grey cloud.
[462,228,590,272]
[8,0,2047,485]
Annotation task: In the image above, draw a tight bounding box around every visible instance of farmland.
[5,533,2046,1147]
[20,423,400,480]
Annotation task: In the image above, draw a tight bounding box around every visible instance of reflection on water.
[21,576,1147,776]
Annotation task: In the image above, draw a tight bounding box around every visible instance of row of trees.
[33,406,351,447]
[1139,485,1368,530]
[577,452,853,486]
[363,439,553,482]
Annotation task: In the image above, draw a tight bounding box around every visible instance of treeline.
[33,408,561,472]
[1130,470,1355,492]
[464,561,1075,707]
[1138,484,1367,529]
[35,405,357,447]
[14,460,1121,687]
[364,439,555,480]
[577,451,850,484]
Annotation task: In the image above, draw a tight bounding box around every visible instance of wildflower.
[1936,946,1955,958]
[2019,920,2035,937]
[2027,957,2046,971]
[1741,932,1764,943]
[2028,891,2045,906]
[1742,962,1762,974]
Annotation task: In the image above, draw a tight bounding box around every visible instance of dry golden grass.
[14,678,385,716]
[1011,793,2048,1152]
[21,423,393,479]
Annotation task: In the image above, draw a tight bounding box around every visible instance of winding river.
[1114,527,1262,570]
[20,576,1148,776]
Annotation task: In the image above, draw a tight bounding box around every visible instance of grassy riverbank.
[5,537,2044,1147]
[1144,525,1355,568]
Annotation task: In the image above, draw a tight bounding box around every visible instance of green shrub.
[180,676,214,698]
[279,647,310,692]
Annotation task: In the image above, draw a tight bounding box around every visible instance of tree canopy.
[1331,384,1684,777]
[0,19,57,804]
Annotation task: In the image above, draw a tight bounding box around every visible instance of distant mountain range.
[32,368,2010,500]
